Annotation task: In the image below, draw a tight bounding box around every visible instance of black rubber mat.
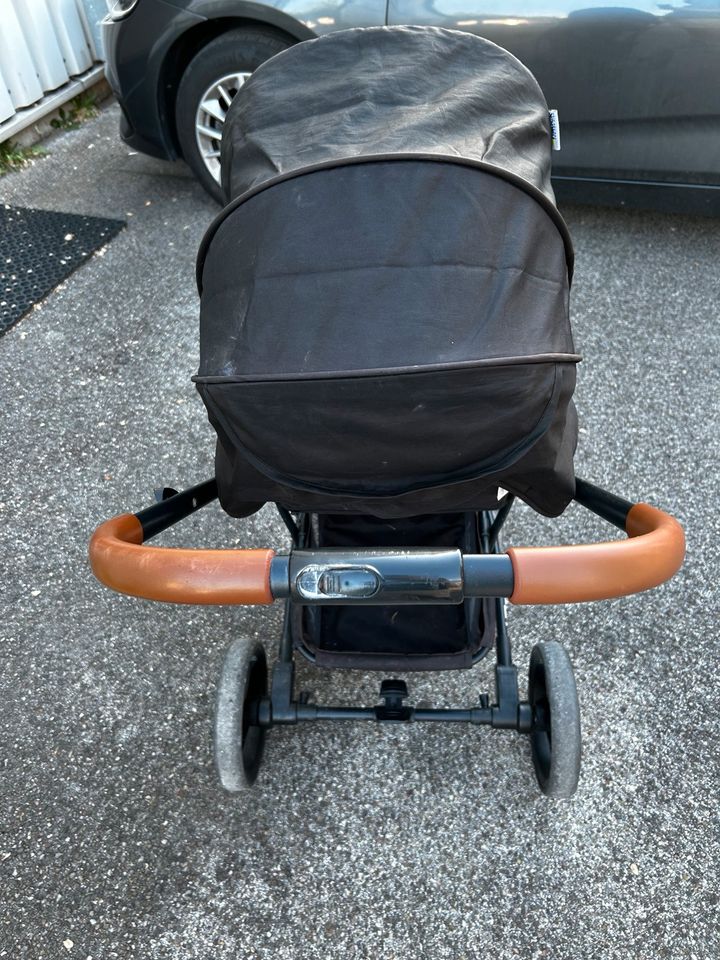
[0,204,125,335]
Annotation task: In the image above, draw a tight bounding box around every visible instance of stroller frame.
[90,477,684,796]
[272,504,517,723]
[88,28,687,797]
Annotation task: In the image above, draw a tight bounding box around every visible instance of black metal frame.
[260,497,531,733]
[136,476,635,735]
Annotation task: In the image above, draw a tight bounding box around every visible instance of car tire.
[175,27,293,203]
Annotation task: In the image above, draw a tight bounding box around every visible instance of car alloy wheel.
[194,72,251,185]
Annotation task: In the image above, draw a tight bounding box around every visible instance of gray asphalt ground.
[1,105,719,960]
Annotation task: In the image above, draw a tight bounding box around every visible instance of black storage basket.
[291,512,496,670]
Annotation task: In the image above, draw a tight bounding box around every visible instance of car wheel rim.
[195,72,251,184]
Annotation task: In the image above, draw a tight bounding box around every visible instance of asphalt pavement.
[1,105,718,959]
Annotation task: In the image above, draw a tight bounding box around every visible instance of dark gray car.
[103,0,720,212]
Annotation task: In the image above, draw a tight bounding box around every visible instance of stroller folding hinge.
[491,665,532,732]
[264,660,296,725]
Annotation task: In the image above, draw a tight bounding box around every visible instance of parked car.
[103,0,720,212]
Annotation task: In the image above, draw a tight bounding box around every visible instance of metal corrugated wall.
[0,0,101,125]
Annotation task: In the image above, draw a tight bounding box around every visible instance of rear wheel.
[175,28,292,203]
[214,637,268,791]
[528,641,581,798]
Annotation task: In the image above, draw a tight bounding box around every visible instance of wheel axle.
[255,664,532,730]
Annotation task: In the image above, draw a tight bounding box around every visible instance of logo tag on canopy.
[549,110,561,151]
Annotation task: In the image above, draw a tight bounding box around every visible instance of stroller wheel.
[214,638,267,792]
[528,641,581,798]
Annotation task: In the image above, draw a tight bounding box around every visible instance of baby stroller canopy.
[195,26,580,519]
[216,25,569,225]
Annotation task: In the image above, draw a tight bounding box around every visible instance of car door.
[386,0,720,187]
[279,0,387,32]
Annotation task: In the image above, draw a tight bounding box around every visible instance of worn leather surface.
[507,503,686,604]
[89,514,275,605]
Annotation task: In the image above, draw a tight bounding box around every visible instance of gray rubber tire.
[175,27,292,203]
[528,641,581,798]
[214,638,267,792]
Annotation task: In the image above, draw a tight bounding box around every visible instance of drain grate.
[0,204,125,336]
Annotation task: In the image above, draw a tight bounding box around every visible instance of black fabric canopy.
[220,26,557,204]
[195,27,579,520]
[198,26,573,280]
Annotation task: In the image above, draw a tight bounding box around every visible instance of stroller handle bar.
[89,478,684,606]
[506,500,683,604]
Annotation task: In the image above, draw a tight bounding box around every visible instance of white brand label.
[549,109,561,151]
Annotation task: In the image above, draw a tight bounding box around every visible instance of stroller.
[90,27,684,798]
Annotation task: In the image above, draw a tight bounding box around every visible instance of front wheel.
[528,641,581,798]
[175,28,292,203]
[214,637,268,792]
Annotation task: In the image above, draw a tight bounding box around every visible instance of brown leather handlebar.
[90,502,683,607]
[89,514,275,605]
[507,503,685,605]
